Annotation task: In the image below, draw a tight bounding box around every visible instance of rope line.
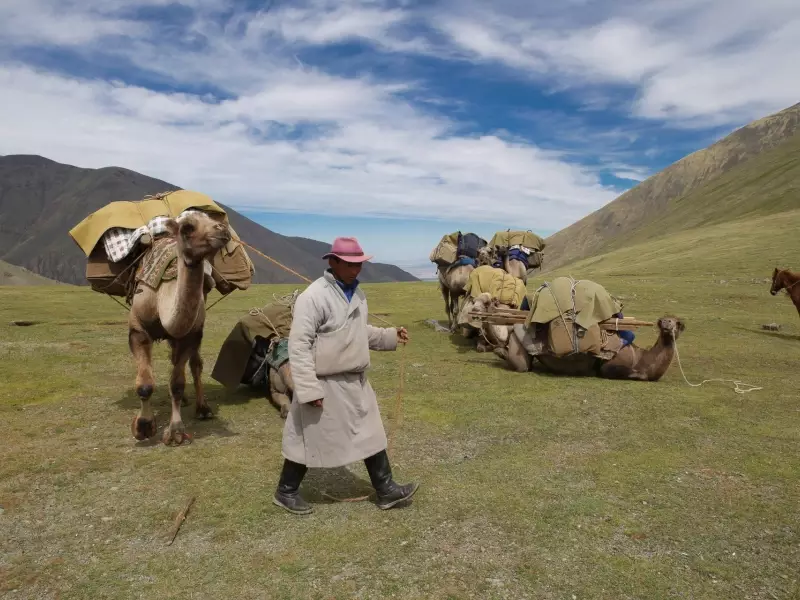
[671,333,762,395]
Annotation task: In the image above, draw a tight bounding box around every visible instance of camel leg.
[163,337,195,445]
[505,332,532,372]
[190,343,212,420]
[269,364,293,419]
[440,283,452,330]
[129,328,158,440]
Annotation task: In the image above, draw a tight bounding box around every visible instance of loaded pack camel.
[770,267,800,317]
[438,247,493,331]
[502,253,528,283]
[496,316,686,381]
[129,212,231,445]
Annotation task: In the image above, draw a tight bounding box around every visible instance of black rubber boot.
[272,459,313,515]
[364,450,419,510]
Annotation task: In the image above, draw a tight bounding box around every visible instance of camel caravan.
[429,230,687,382]
[67,191,694,444]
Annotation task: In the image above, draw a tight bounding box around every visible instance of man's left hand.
[396,327,409,344]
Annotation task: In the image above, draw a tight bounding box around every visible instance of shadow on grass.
[117,381,273,443]
[733,326,800,342]
[300,466,376,505]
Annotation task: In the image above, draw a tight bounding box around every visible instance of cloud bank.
[0,0,797,228]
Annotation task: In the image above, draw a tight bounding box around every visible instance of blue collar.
[327,269,359,302]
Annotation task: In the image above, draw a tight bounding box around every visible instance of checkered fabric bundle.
[101,209,207,263]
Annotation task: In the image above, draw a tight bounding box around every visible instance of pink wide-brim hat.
[322,236,373,263]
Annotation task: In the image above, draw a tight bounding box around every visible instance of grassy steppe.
[1,210,799,599]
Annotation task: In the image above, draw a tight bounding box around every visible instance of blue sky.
[0,0,798,279]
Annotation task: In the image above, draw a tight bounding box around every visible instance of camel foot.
[280,404,290,419]
[131,414,158,441]
[195,402,213,420]
[162,421,187,446]
[476,341,490,353]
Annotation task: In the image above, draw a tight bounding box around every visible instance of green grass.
[2,211,800,599]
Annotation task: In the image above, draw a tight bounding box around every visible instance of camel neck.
[161,251,205,337]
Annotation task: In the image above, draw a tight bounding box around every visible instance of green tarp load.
[211,291,299,390]
[523,276,624,358]
[488,230,546,269]
[464,265,527,308]
[429,231,460,268]
[68,190,254,299]
[429,231,488,269]
[457,265,527,329]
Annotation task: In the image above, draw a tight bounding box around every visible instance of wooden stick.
[467,311,654,329]
[166,496,196,546]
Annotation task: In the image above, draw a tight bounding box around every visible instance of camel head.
[473,292,495,312]
[477,247,494,266]
[656,315,685,341]
[770,267,783,296]
[165,212,231,266]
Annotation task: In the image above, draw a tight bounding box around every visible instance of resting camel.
[472,293,514,352]
[770,267,800,317]
[496,316,685,381]
[128,212,231,445]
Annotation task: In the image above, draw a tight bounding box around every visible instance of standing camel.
[129,212,231,445]
[438,263,474,331]
[503,254,528,283]
[438,247,493,331]
[496,316,685,381]
[769,267,800,317]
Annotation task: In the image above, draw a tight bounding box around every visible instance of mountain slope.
[533,208,798,282]
[0,155,417,285]
[542,102,800,271]
[0,259,64,286]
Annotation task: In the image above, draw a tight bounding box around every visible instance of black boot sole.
[376,482,420,510]
[272,495,313,515]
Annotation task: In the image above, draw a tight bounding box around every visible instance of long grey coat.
[281,270,398,468]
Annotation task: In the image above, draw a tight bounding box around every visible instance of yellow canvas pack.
[68,190,227,257]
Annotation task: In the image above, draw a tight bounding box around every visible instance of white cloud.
[429,0,800,126]
[0,65,617,229]
[3,0,796,240]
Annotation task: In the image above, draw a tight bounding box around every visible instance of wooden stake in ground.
[166,496,196,546]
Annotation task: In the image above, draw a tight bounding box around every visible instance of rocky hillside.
[0,155,418,285]
[542,102,800,271]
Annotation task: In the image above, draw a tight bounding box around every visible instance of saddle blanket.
[135,235,211,290]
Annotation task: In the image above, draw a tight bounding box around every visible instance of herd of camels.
[119,214,797,444]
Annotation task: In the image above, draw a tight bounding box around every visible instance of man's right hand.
[310,399,323,407]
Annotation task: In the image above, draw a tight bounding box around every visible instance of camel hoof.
[195,403,213,420]
[131,415,157,440]
[280,405,290,419]
[162,422,186,446]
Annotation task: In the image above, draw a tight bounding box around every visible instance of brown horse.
[770,267,800,317]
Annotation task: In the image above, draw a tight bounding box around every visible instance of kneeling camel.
[497,316,685,381]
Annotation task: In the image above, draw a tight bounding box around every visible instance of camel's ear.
[677,319,685,332]
[164,218,180,237]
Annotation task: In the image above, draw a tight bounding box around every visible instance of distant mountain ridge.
[542,102,800,271]
[0,155,418,285]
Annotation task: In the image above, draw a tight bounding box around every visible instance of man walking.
[272,236,419,514]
